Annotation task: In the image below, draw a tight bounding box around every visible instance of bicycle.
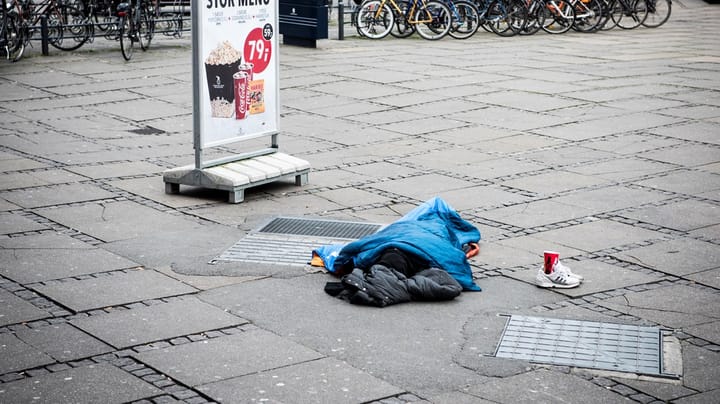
[116,0,154,60]
[599,0,647,30]
[482,0,528,37]
[1,0,24,61]
[642,0,669,27]
[541,0,575,34]
[3,0,90,61]
[571,0,603,32]
[355,0,452,40]
[440,0,481,39]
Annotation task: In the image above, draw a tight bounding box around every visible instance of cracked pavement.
[1,0,720,402]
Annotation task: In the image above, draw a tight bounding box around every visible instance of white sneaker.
[535,268,581,289]
[554,260,584,282]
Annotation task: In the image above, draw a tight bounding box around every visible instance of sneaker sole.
[535,280,580,289]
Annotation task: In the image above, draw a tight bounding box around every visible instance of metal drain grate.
[212,217,384,266]
[257,217,383,239]
[495,315,664,376]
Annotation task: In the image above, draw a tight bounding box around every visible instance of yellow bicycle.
[355,0,452,40]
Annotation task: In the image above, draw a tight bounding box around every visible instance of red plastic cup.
[544,251,559,274]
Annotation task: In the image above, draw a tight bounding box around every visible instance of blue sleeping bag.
[321,197,481,291]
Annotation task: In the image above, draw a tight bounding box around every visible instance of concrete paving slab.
[67,162,166,180]
[369,173,478,202]
[621,199,720,232]
[500,170,610,196]
[0,82,54,102]
[32,269,197,312]
[1,183,115,209]
[479,200,595,229]
[435,186,529,212]
[451,107,568,132]
[71,297,247,349]
[0,232,93,249]
[612,238,720,276]
[0,289,51,327]
[494,236,585,263]
[199,274,560,396]
[108,176,223,208]
[472,90,584,113]
[617,378,697,403]
[197,357,404,404]
[0,247,139,284]
[0,198,21,211]
[505,260,663,297]
[520,145,616,167]
[34,200,209,243]
[0,133,111,160]
[567,157,676,182]
[530,220,664,253]
[0,363,163,404]
[598,284,720,329]
[134,329,324,387]
[681,344,720,392]
[685,268,720,289]
[650,121,720,145]
[314,187,391,207]
[0,333,56,375]
[1,171,82,191]
[14,323,113,362]
[639,143,720,167]
[0,212,49,234]
[476,236,542,267]
[465,368,625,403]
[552,186,670,215]
[637,170,720,196]
[584,133,682,155]
[0,156,50,172]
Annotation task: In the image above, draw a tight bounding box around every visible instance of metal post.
[338,0,344,40]
[40,15,49,56]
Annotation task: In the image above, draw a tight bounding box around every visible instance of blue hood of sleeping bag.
[332,197,481,291]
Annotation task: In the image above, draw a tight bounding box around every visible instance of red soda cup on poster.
[238,63,254,113]
[233,71,249,120]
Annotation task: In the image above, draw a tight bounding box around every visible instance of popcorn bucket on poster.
[204,41,243,118]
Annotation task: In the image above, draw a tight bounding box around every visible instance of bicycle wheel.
[598,0,618,29]
[520,0,546,35]
[642,0,669,27]
[572,0,603,32]
[614,0,648,29]
[448,0,480,39]
[1,11,24,62]
[138,4,154,50]
[50,4,91,51]
[414,0,452,40]
[541,0,574,33]
[356,0,393,39]
[389,0,415,38]
[119,15,134,60]
[487,0,526,37]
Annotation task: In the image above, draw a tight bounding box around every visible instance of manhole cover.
[495,315,668,377]
[212,217,384,266]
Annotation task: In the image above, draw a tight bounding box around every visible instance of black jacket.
[325,264,462,307]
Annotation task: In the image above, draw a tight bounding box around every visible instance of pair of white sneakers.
[535,260,583,289]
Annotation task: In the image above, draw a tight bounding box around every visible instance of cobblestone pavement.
[1,0,720,403]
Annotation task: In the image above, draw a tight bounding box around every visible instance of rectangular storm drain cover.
[495,315,664,376]
[258,217,383,239]
[212,217,384,266]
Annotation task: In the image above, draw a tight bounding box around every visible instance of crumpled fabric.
[325,264,462,308]
[330,197,481,291]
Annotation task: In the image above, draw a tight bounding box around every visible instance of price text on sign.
[243,24,273,74]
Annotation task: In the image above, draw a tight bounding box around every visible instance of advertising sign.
[194,0,279,148]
